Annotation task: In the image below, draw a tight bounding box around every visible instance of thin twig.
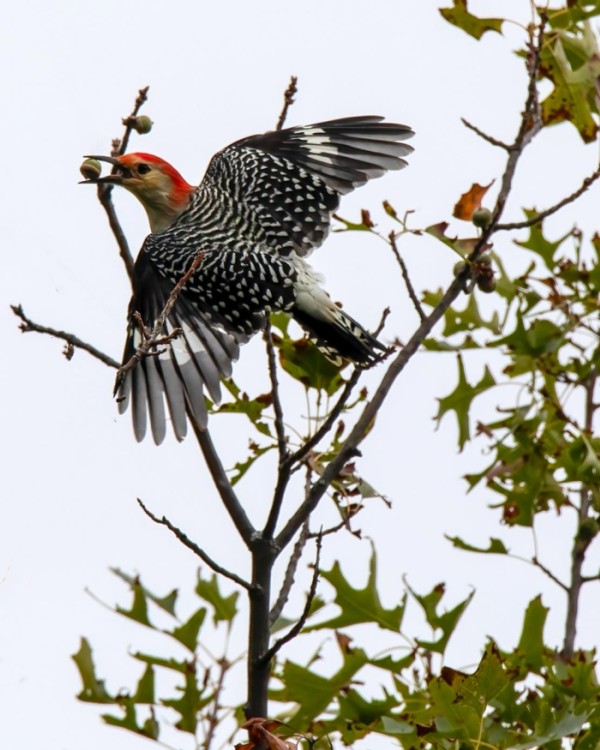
[307,519,348,538]
[581,573,600,583]
[269,522,309,626]
[203,657,231,750]
[114,250,205,395]
[11,304,120,369]
[97,190,135,280]
[486,18,545,230]
[137,498,251,590]
[288,370,362,469]
[461,118,511,151]
[276,76,298,131]
[388,231,426,321]
[190,419,256,548]
[261,532,322,663]
[97,86,150,282]
[264,321,288,464]
[496,165,600,231]
[532,556,568,591]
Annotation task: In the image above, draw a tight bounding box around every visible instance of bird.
[84,116,414,444]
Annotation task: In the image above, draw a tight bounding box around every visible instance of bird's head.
[82,153,194,233]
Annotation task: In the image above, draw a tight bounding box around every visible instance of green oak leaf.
[436,355,496,450]
[439,0,504,40]
[538,32,600,142]
[309,547,405,632]
[195,573,239,624]
[72,638,113,703]
[517,596,549,669]
[446,535,509,555]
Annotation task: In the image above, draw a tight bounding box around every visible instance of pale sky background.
[2,1,600,749]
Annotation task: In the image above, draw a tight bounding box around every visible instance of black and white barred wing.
[201,116,414,257]
[117,249,242,445]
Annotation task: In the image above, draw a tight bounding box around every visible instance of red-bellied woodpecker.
[84,116,414,444]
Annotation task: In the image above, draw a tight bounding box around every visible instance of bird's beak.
[80,155,130,184]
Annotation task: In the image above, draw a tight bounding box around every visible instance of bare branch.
[269,522,309,626]
[190,420,256,548]
[496,165,600,231]
[461,118,511,151]
[114,250,205,395]
[388,231,426,321]
[137,498,252,590]
[276,76,298,131]
[97,188,135,281]
[262,532,322,663]
[563,372,597,658]
[11,304,120,369]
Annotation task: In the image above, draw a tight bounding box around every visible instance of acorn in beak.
[79,155,130,184]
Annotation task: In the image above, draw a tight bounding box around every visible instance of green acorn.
[134,115,153,134]
[79,158,102,181]
[472,207,492,229]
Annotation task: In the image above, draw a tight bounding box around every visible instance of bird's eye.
[137,164,151,175]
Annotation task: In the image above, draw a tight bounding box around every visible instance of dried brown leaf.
[453,181,494,220]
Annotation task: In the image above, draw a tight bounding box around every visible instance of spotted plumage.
[85,116,414,443]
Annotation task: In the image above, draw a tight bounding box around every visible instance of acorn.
[133,115,153,134]
[472,207,492,229]
[79,158,102,181]
[477,275,497,293]
[453,261,469,277]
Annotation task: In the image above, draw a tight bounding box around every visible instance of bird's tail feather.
[116,307,242,444]
[292,305,387,366]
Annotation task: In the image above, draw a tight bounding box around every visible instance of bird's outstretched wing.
[117,117,413,443]
[199,116,414,257]
[117,250,243,444]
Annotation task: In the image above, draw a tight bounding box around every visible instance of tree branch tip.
[461,118,511,150]
[276,76,299,131]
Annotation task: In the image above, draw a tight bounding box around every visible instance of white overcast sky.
[2,1,600,749]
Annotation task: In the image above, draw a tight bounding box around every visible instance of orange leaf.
[453,181,493,220]
[360,209,374,228]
